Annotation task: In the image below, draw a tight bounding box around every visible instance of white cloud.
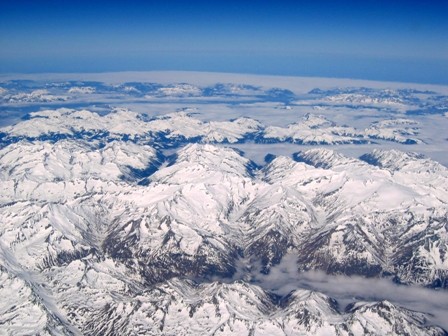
[248,253,448,331]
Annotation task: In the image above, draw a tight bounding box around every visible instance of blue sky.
[1,0,447,84]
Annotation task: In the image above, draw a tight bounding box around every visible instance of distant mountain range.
[0,108,424,146]
[0,76,447,335]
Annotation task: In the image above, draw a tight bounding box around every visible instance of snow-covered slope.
[0,140,162,202]
[308,87,422,107]
[277,148,448,285]
[1,105,448,334]
[365,119,422,144]
[262,114,368,145]
[0,140,448,335]
[68,86,96,94]
[1,141,444,288]
[0,109,263,145]
[2,89,68,103]
[0,108,425,146]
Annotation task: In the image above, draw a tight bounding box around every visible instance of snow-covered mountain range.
[1,74,448,335]
[0,108,424,146]
[1,140,448,334]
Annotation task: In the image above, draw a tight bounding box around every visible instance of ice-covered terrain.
[0,72,447,335]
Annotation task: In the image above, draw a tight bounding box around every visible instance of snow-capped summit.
[68,86,96,94]
[151,144,257,185]
[2,89,68,103]
[361,148,445,173]
[365,119,421,144]
[293,148,365,169]
[262,114,368,145]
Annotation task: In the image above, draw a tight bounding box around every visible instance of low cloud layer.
[247,253,448,331]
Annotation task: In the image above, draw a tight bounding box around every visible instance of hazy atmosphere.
[1,0,447,84]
